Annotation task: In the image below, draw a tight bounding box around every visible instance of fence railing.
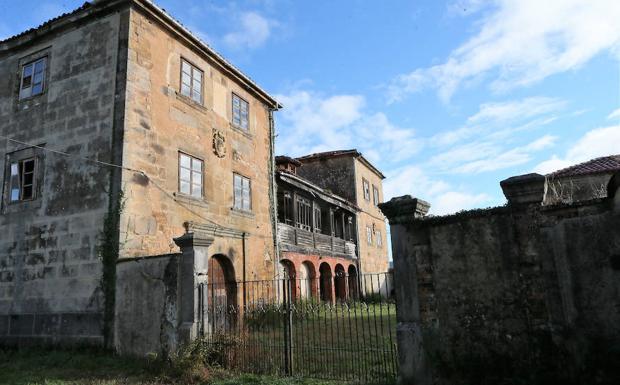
[277,223,357,257]
[197,272,397,382]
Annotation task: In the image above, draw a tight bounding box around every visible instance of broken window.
[179,153,203,198]
[363,178,371,201]
[313,205,322,233]
[232,93,249,131]
[180,59,203,104]
[19,57,47,99]
[373,185,380,206]
[9,158,36,202]
[233,173,252,211]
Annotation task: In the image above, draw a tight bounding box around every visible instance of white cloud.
[607,107,620,120]
[533,125,620,174]
[274,90,421,163]
[432,96,565,146]
[223,12,273,50]
[388,0,620,102]
[383,165,492,215]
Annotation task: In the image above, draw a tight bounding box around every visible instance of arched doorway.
[319,262,333,302]
[208,255,237,333]
[347,265,359,300]
[299,261,316,299]
[278,259,297,300]
[334,264,346,301]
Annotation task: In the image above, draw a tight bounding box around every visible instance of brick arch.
[319,262,333,302]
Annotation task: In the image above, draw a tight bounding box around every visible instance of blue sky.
[2,0,619,214]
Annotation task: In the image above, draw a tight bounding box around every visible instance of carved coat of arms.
[213,128,227,158]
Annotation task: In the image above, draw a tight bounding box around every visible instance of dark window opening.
[10,158,36,202]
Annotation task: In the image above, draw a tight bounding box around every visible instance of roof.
[0,0,280,109]
[296,149,386,179]
[548,155,620,178]
[275,155,302,167]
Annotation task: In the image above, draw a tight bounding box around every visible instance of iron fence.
[197,271,397,382]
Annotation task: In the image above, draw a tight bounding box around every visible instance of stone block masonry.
[381,173,620,385]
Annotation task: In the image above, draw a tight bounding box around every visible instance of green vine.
[99,189,125,348]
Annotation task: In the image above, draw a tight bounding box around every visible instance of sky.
[1,0,619,215]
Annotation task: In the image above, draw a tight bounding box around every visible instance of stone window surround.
[232,172,252,212]
[372,184,380,206]
[362,178,371,201]
[177,151,204,199]
[231,92,250,133]
[366,225,373,245]
[2,145,45,213]
[179,57,204,105]
[15,47,52,110]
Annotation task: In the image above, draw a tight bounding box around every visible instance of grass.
[0,347,395,385]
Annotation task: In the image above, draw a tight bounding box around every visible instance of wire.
[0,133,274,239]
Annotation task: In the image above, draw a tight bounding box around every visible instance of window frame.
[233,173,252,212]
[19,57,48,100]
[9,157,37,203]
[179,58,204,105]
[372,185,380,206]
[362,178,371,201]
[366,225,373,245]
[231,93,250,132]
[178,152,204,199]
[376,230,382,248]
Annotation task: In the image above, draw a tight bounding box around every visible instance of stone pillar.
[173,230,214,344]
[500,173,546,205]
[379,195,432,385]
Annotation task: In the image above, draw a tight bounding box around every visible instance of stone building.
[0,0,280,352]
[543,154,620,205]
[295,150,389,275]
[274,156,360,302]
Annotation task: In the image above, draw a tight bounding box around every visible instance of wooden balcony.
[277,223,356,258]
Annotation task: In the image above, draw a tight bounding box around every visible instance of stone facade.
[0,2,127,345]
[381,172,620,385]
[297,151,389,275]
[0,0,279,351]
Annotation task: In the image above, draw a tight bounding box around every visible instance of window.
[232,93,249,131]
[363,178,370,201]
[9,158,36,202]
[20,57,47,99]
[373,185,380,206]
[179,153,203,198]
[366,226,373,245]
[233,173,252,211]
[313,206,322,233]
[296,196,312,231]
[279,191,294,225]
[180,59,203,104]
[376,230,382,247]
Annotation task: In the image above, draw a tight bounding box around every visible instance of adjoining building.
[543,154,620,205]
[275,156,360,303]
[0,0,280,352]
[295,150,389,275]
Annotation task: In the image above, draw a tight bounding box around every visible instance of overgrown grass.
[0,347,386,385]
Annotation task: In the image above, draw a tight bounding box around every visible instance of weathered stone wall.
[118,6,276,283]
[544,173,613,205]
[353,158,389,275]
[381,176,620,384]
[297,156,356,203]
[0,9,126,345]
[115,253,179,356]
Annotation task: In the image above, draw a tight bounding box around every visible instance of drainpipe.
[268,107,280,280]
[242,232,247,308]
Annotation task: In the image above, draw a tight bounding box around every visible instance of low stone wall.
[381,173,620,385]
[115,253,180,356]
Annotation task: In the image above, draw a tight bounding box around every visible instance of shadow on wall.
[380,172,620,385]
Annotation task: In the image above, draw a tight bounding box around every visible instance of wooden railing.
[277,223,356,257]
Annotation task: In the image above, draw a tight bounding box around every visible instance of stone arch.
[347,264,359,300]
[319,262,333,302]
[299,261,316,299]
[208,254,237,332]
[334,264,347,301]
[278,259,297,299]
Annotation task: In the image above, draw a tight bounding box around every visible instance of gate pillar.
[379,196,432,385]
[174,230,214,344]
